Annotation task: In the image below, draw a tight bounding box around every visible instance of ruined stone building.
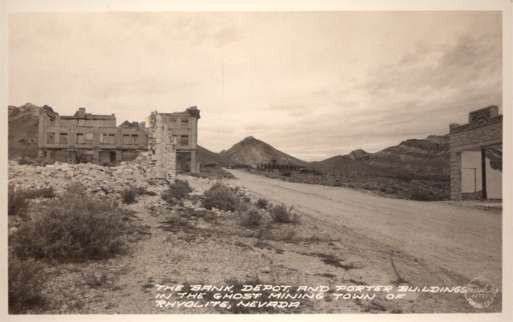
[449,106,502,200]
[38,107,147,164]
[147,106,200,179]
[38,106,201,178]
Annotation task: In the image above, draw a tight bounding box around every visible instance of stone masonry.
[147,106,201,178]
[38,107,147,165]
[38,105,201,179]
[448,106,502,200]
[148,113,177,180]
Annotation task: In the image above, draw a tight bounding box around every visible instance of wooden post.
[481,147,487,200]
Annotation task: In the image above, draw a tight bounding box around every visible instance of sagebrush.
[161,179,192,205]
[238,204,263,228]
[255,198,269,209]
[8,254,46,313]
[121,186,154,204]
[8,185,55,217]
[11,186,130,261]
[202,182,240,211]
[121,188,138,204]
[270,204,300,224]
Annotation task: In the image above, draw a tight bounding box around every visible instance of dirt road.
[228,170,502,286]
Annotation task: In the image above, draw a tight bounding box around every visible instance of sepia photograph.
[1,0,512,320]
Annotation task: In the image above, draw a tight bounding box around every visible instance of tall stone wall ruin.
[148,112,177,180]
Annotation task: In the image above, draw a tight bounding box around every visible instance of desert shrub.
[121,189,138,204]
[8,185,29,217]
[161,179,192,205]
[281,228,297,241]
[270,204,300,224]
[66,182,86,193]
[121,186,152,204]
[82,271,110,289]
[161,189,180,206]
[130,186,157,196]
[255,198,269,209]
[8,254,46,313]
[203,182,240,211]
[239,206,263,228]
[175,179,192,193]
[11,188,130,261]
[32,186,55,199]
[8,185,55,217]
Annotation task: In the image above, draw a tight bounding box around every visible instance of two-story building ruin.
[38,107,147,164]
[38,106,201,177]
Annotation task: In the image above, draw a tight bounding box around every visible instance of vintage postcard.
[1,0,511,321]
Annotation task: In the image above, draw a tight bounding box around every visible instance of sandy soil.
[227,169,502,288]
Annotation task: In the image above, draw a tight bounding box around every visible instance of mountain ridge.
[219,136,306,167]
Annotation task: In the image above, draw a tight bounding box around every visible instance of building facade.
[38,106,148,165]
[147,106,200,178]
[449,106,502,200]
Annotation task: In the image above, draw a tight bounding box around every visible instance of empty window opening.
[60,133,68,144]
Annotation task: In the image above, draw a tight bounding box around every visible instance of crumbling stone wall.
[147,107,200,177]
[148,112,177,180]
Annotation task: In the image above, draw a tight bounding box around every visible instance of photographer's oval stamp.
[464,276,498,309]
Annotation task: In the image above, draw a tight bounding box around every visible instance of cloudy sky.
[8,11,502,160]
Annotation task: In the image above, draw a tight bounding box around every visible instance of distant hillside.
[197,145,230,167]
[311,135,450,181]
[8,103,41,158]
[220,136,306,167]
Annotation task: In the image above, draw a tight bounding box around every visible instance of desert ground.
[8,160,502,314]
[228,169,502,287]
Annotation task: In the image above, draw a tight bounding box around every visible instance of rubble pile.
[8,151,244,211]
[8,154,161,199]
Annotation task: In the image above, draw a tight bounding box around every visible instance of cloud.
[8,12,502,161]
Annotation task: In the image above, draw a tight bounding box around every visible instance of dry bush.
[202,182,241,211]
[8,184,29,217]
[161,179,193,205]
[121,188,138,204]
[120,186,155,204]
[270,204,300,224]
[24,186,55,199]
[175,179,192,192]
[280,228,297,241]
[11,186,130,261]
[8,254,46,313]
[238,205,263,228]
[8,185,55,217]
[255,198,269,209]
